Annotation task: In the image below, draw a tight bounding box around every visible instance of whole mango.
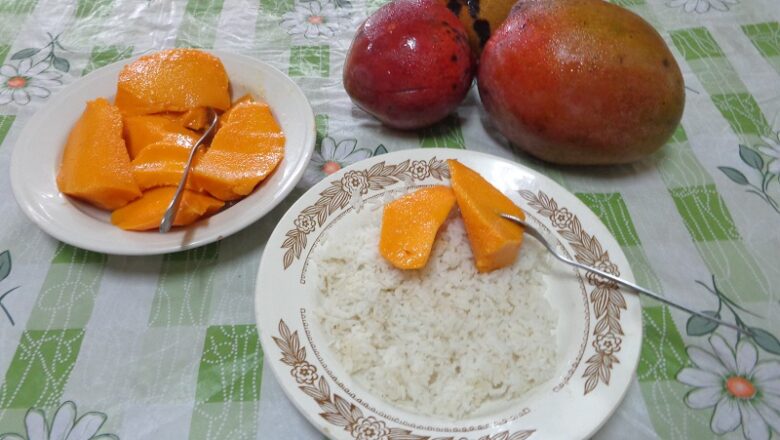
[343,0,475,130]
[478,0,685,165]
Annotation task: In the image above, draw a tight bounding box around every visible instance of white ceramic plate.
[10,50,315,255]
[256,149,642,439]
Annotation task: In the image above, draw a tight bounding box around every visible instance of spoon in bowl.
[159,108,219,233]
[500,213,752,336]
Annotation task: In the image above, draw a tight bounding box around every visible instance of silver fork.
[159,108,219,233]
[500,213,751,336]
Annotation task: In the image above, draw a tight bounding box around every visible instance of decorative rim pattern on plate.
[273,319,537,440]
[519,191,626,395]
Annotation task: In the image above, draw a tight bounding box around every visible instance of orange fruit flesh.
[447,159,525,273]
[379,186,456,269]
[177,107,209,130]
[57,50,287,232]
[123,114,199,159]
[219,94,255,129]
[131,141,203,191]
[56,98,141,210]
[193,101,285,201]
[110,186,224,231]
[115,49,230,116]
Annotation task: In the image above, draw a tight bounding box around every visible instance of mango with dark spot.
[478,0,685,165]
[343,0,475,130]
[441,0,515,56]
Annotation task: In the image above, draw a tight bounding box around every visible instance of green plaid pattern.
[176,0,225,49]
[82,45,133,75]
[0,1,778,439]
[0,116,13,148]
[418,114,466,149]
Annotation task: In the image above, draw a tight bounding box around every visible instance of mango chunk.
[131,141,203,190]
[379,186,456,270]
[219,94,255,129]
[115,49,230,116]
[448,159,525,273]
[57,98,141,210]
[110,187,224,231]
[177,107,209,131]
[123,114,199,159]
[193,101,285,201]
[220,101,279,132]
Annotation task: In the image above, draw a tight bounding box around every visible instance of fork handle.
[159,141,203,233]
[558,253,747,335]
[500,214,751,336]
[159,109,218,233]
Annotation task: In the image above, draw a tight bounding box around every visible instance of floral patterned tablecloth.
[1,0,780,439]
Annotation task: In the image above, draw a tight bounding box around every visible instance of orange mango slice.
[115,49,230,116]
[222,101,278,127]
[177,107,209,131]
[193,101,285,201]
[379,186,456,270]
[57,98,141,210]
[219,94,255,129]
[448,159,525,273]
[131,141,203,190]
[111,187,224,231]
[123,114,199,159]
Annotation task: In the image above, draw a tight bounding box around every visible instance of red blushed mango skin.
[478,0,685,165]
[343,0,475,130]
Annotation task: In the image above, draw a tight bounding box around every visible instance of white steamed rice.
[314,209,557,419]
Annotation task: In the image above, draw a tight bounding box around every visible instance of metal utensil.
[159,108,219,233]
[500,213,751,336]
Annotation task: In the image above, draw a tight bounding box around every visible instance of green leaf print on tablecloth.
[0,251,10,282]
[719,138,780,215]
[0,250,19,326]
[686,311,720,336]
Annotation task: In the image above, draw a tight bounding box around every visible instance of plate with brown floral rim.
[255,148,642,440]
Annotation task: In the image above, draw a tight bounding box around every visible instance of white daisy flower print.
[0,401,117,440]
[281,0,340,39]
[0,57,62,106]
[667,0,738,13]
[678,334,780,440]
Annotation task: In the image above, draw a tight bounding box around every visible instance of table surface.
[1,0,779,439]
